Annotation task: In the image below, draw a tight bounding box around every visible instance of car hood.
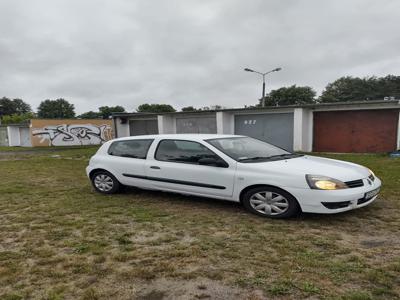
[244,155,370,182]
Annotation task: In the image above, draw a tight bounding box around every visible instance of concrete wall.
[216,111,234,134]
[0,126,8,146]
[397,110,400,150]
[293,108,313,152]
[7,126,21,146]
[31,119,113,147]
[158,115,174,134]
[114,117,130,137]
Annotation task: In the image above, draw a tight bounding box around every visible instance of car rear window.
[108,139,153,159]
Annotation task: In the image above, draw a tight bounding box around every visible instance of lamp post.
[244,67,282,107]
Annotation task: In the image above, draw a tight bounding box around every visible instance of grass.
[0,145,99,153]
[0,148,399,299]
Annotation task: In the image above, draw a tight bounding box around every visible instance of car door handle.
[150,166,161,170]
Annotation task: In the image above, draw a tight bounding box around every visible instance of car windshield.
[206,137,302,162]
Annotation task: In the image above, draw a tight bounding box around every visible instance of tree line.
[0,75,399,124]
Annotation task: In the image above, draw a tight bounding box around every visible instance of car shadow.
[120,186,376,222]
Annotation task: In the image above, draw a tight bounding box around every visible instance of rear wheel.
[91,171,120,194]
[242,186,300,219]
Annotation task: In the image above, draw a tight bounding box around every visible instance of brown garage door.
[313,109,399,153]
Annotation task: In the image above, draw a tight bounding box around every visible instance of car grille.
[345,179,364,188]
[357,197,370,205]
[322,201,351,209]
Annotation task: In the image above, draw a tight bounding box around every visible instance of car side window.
[108,139,153,159]
[155,139,222,165]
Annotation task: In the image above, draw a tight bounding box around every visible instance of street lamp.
[244,67,282,107]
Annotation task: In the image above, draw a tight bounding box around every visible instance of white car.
[86,134,381,218]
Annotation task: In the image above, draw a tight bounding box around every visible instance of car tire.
[242,186,300,219]
[91,170,121,194]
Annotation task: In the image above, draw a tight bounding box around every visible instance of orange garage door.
[313,109,399,153]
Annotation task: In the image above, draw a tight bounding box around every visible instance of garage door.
[235,113,294,151]
[129,119,159,136]
[313,109,399,153]
[19,128,31,147]
[176,117,217,133]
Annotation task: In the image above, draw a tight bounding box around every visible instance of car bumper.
[85,165,93,178]
[286,177,382,214]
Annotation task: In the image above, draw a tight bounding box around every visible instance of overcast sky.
[0,0,399,113]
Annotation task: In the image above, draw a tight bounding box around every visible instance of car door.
[145,139,236,198]
[106,139,154,188]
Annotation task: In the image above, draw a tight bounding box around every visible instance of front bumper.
[286,176,382,214]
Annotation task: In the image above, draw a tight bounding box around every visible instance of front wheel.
[91,171,121,194]
[242,186,300,219]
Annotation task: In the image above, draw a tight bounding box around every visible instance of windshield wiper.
[267,153,301,159]
[238,156,271,162]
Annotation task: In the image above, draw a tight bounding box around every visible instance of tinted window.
[108,139,153,159]
[155,140,221,164]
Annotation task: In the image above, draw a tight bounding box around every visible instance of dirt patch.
[135,278,265,300]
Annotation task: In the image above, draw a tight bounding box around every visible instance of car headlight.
[306,175,348,190]
[367,169,375,181]
[367,168,375,178]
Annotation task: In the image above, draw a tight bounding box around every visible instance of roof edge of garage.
[112,99,400,118]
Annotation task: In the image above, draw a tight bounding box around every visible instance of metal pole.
[262,74,266,107]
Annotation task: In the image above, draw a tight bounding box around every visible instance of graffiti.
[32,124,112,146]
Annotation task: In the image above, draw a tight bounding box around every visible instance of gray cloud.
[0,0,399,113]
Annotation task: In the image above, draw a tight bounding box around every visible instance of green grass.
[0,149,399,299]
[0,145,99,153]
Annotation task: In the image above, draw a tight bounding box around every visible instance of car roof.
[113,134,243,142]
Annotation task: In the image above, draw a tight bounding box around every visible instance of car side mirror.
[198,157,228,168]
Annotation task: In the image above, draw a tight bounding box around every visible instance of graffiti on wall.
[32,124,112,146]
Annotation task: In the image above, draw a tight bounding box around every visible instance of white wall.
[114,117,130,137]
[397,111,400,150]
[293,108,313,152]
[7,126,21,146]
[158,115,175,134]
[216,112,234,134]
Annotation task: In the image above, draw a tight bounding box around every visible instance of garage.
[0,126,8,146]
[234,113,294,151]
[313,109,399,153]
[129,119,159,136]
[176,116,217,134]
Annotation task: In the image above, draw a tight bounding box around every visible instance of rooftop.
[112,99,400,118]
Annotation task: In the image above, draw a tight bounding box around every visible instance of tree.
[181,106,196,112]
[1,112,34,125]
[37,99,75,118]
[78,111,101,119]
[137,103,176,113]
[378,75,400,99]
[261,85,316,106]
[12,98,32,114]
[98,106,125,119]
[319,75,400,102]
[0,97,31,116]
